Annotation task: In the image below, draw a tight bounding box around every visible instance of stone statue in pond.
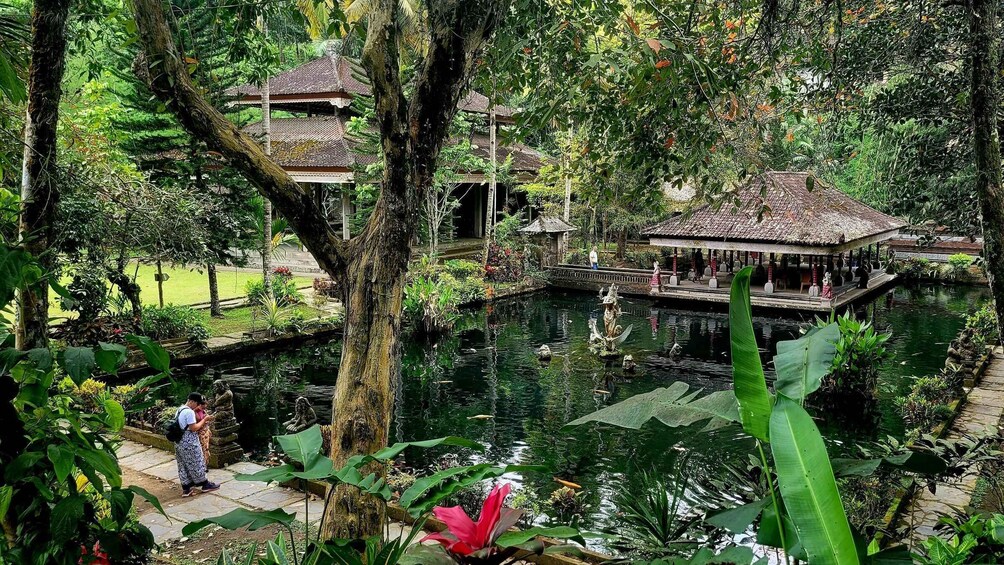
[588,284,632,358]
[283,396,318,433]
[211,378,236,428]
[207,378,242,467]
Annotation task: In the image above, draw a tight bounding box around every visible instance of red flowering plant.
[79,541,111,565]
[484,243,525,283]
[417,483,585,564]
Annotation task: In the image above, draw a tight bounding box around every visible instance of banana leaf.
[564,381,738,431]
[773,323,839,403]
[729,267,773,442]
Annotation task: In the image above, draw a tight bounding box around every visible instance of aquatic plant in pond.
[816,311,892,402]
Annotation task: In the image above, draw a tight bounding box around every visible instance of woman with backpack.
[168,392,221,497]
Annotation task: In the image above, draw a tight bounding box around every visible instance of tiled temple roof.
[520,217,577,234]
[642,172,906,247]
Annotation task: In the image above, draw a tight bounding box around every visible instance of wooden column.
[341,187,351,241]
[673,247,678,275]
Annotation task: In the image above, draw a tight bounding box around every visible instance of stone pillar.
[709,253,718,288]
[808,256,820,297]
[765,253,775,294]
[669,247,679,286]
[341,186,352,241]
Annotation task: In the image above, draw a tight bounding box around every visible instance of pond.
[160,283,987,538]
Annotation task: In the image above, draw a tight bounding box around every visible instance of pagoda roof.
[243,114,542,177]
[642,171,906,254]
[228,55,515,122]
[520,217,577,234]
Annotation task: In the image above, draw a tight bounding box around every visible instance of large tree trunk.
[16,0,71,350]
[970,0,1004,343]
[207,262,222,317]
[131,0,499,539]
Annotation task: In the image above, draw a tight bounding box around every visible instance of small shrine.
[520,217,577,267]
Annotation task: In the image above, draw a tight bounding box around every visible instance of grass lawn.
[52,263,315,320]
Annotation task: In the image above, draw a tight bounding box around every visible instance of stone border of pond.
[117,426,609,564]
[871,342,995,550]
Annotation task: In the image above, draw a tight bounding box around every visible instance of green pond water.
[166,284,986,534]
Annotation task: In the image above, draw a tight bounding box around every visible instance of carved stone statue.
[537,344,552,363]
[207,378,242,468]
[946,327,980,373]
[588,285,632,358]
[622,355,637,372]
[283,397,318,433]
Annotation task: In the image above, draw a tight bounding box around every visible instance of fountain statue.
[208,378,243,467]
[283,396,318,433]
[588,284,633,358]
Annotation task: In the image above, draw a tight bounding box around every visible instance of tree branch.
[130,0,348,278]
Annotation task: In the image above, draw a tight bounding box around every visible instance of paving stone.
[166,496,245,523]
[208,469,236,484]
[224,461,268,475]
[116,441,152,459]
[967,390,1004,409]
[215,477,269,500]
[240,487,304,510]
[139,511,186,542]
[207,336,241,348]
[283,500,322,525]
[964,402,1004,418]
[145,461,179,481]
[121,449,175,471]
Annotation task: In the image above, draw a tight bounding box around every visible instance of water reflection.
[172,284,986,533]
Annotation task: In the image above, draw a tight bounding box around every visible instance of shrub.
[312,276,339,298]
[442,259,482,279]
[246,273,302,307]
[139,304,210,343]
[946,253,975,281]
[894,257,937,282]
[485,242,525,283]
[565,248,588,266]
[436,272,486,304]
[967,302,1000,347]
[403,276,460,337]
[818,311,892,400]
[897,375,956,435]
[62,265,109,319]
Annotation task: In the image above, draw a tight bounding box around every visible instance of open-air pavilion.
[549,171,907,311]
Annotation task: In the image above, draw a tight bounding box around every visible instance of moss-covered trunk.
[16,0,71,350]
[969,0,1004,341]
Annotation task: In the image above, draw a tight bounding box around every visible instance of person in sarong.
[173,392,221,497]
[195,400,212,472]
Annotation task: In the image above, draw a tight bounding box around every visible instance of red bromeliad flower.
[421,483,522,558]
[79,541,110,565]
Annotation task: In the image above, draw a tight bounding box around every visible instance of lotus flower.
[421,483,522,558]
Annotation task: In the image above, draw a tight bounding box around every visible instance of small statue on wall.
[283,396,318,433]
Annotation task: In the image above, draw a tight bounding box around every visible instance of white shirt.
[589,250,598,264]
[178,406,196,431]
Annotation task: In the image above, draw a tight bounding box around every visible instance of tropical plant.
[566,267,916,564]
[946,254,976,281]
[895,257,939,282]
[917,513,1004,564]
[255,295,290,337]
[139,304,210,343]
[897,375,959,437]
[966,303,1000,347]
[190,425,583,565]
[816,311,892,401]
[403,276,460,337]
[246,272,302,308]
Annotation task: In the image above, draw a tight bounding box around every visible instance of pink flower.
[421,483,521,557]
[80,542,110,565]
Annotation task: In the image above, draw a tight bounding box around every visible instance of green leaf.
[275,424,324,468]
[263,532,291,565]
[95,342,128,375]
[400,544,456,565]
[107,488,135,526]
[347,436,484,468]
[496,526,585,547]
[5,452,43,481]
[657,546,759,564]
[47,444,75,483]
[129,484,170,520]
[773,323,839,402]
[104,398,126,431]
[565,383,738,430]
[50,495,85,543]
[0,347,23,376]
[0,485,12,522]
[769,396,859,565]
[706,497,771,533]
[125,334,171,373]
[78,448,122,489]
[399,464,547,515]
[729,267,773,442]
[26,347,53,371]
[60,346,96,385]
[182,507,296,536]
[831,458,882,478]
[215,549,236,565]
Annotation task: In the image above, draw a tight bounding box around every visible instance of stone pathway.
[117,439,318,543]
[904,347,1004,546]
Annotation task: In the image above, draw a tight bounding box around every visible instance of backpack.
[165,407,184,443]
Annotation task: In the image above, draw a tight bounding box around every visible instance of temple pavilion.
[548,171,907,312]
[228,54,542,242]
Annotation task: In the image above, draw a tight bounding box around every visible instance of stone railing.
[547,264,655,293]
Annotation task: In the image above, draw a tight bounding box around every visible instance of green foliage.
[0,253,171,562]
[62,263,110,320]
[564,381,738,430]
[946,254,976,281]
[816,312,892,400]
[140,304,210,343]
[894,257,938,282]
[403,276,461,337]
[917,514,1004,564]
[897,376,957,436]
[246,274,303,308]
[966,303,999,347]
[728,268,773,443]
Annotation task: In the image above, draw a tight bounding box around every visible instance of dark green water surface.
[169,284,987,533]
